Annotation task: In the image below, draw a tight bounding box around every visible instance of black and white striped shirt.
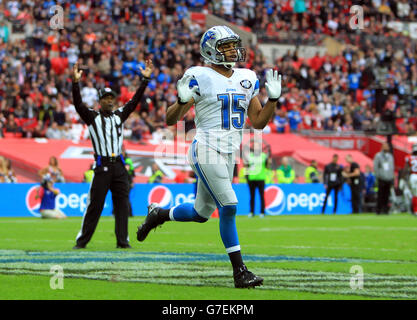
[72,79,149,158]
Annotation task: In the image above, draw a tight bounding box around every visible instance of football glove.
[177,74,198,104]
[265,69,282,100]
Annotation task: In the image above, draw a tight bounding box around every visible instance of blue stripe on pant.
[190,140,240,253]
[191,140,222,208]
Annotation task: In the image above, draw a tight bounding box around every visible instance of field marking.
[1,256,416,299]
[1,249,416,265]
[0,249,416,265]
[243,243,417,253]
[258,226,417,232]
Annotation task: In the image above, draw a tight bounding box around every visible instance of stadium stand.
[0,1,416,183]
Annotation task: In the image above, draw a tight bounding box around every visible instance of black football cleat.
[72,244,86,250]
[136,203,164,242]
[234,265,264,288]
[117,244,132,249]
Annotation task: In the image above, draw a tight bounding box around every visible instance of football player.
[136,26,282,288]
[403,143,417,215]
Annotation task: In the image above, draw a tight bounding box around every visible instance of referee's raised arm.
[71,62,95,125]
[117,59,154,123]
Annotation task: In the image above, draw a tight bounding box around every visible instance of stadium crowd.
[0,0,416,143]
[212,0,417,38]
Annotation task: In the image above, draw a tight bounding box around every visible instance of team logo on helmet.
[201,31,216,49]
[265,186,286,215]
[148,185,173,209]
[25,186,42,217]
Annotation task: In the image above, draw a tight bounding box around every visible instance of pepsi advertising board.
[0,183,351,217]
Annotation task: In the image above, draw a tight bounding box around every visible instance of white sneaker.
[248,213,254,218]
[260,213,265,218]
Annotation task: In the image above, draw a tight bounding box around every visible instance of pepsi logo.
[265,186,286,215]
[25,186,41,217]
[148,186,174,209]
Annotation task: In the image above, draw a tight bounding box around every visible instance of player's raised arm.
[71,62,95,125]
[166,74,197,126]
[118,59,153,122]
[247,69,282,129]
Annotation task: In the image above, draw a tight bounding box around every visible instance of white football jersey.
[184,66,259,153]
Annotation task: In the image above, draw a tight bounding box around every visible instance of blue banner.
[0,183,352,217]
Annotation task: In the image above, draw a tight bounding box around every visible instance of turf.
[0,214,416,300]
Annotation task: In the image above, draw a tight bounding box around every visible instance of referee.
[72,60,153,249]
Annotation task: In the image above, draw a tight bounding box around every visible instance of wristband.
[268,97,279,102]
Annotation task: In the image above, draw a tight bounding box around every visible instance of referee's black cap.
[98,87,117,100]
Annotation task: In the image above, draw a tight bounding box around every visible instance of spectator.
[0,156,9,182]
[287,105,302,132]
[4,114,21,134]
[323,118,335,131]
[397,0,411,19]
[0,0,416,142]
[81,81,98,108]
[317,94,332,120]
[38,96,55,127]
[31,121,46,138]
[373,142,395,214]
[13,100,26,118]
[38,156,65,183]
[273,109,288,133]
[348,68,362,100]
[129,112,147,142]
[4,158,17,183]
[0,21,9,43]
[53,104,66,127]
[45,122,62,139]
[140,111,155,134]
[276,157,295,184]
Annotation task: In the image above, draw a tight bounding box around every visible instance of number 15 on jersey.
[218,93,246,130]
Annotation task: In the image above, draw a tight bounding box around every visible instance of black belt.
[95,155,124,166]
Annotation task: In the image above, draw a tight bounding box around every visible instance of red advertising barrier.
[0,133,376,183]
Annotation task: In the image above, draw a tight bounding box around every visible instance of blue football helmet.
[199,26,246,69]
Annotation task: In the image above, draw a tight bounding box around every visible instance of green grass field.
[1,214,417,300]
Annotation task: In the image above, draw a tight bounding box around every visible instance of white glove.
[177,74,198,104]
[265,69,282,100]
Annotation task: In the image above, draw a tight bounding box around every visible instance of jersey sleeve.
[72,82,97,125]
[116,77,150,123]
[184,68,201,103]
